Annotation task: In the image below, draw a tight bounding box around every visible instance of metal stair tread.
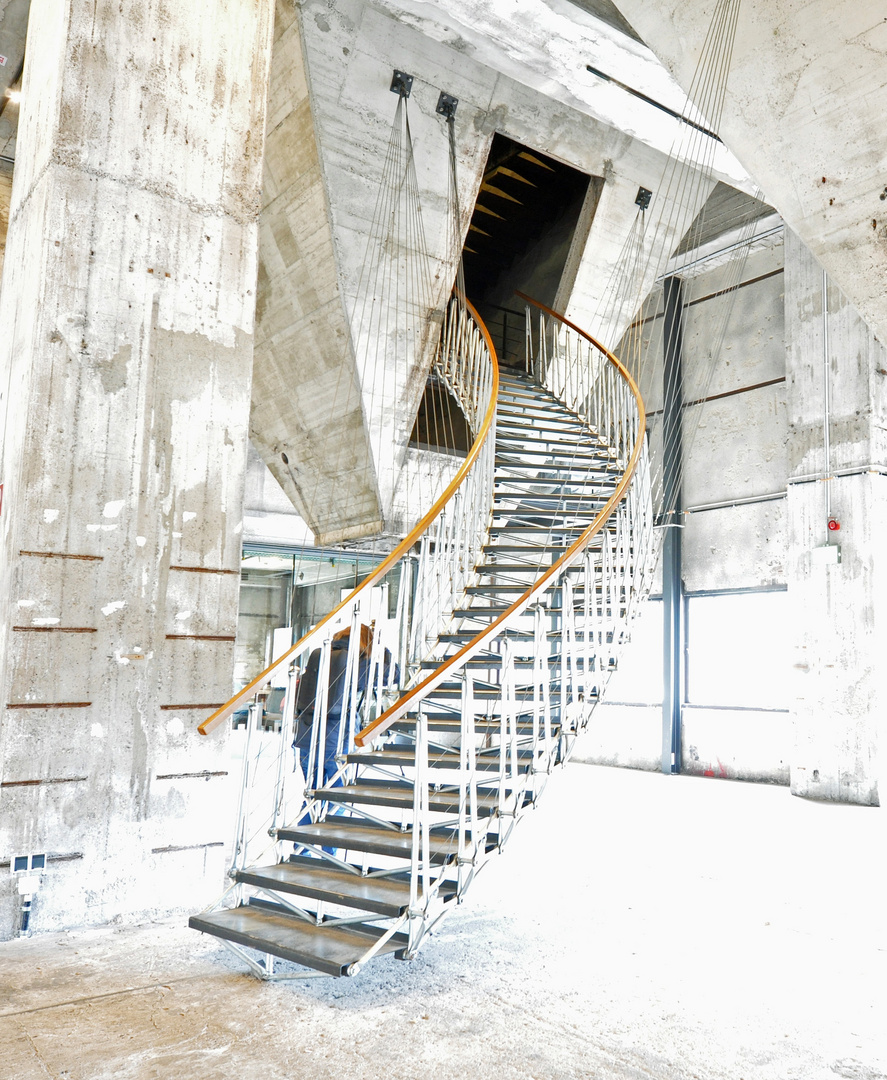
[391,717,559,734]
[493,456,618,471]
[278,818,464,862]
[234,858,458,916]
[345,749,534,772]
[312,781,501,814]
[188,905,409,977]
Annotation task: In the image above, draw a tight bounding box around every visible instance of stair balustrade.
[190,296,655,980]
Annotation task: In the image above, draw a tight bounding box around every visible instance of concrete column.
[784,229,887,805]
[0,0,273,937]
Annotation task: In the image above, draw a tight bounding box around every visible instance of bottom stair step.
[189,904,409,977]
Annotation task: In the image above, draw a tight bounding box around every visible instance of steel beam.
[661,276,684,775]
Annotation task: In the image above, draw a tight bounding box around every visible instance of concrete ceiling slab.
[612,0,887,344]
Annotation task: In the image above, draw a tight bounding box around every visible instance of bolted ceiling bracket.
[436,92,458,121]
[390,70,413,98]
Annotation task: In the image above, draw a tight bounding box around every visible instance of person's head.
[332,623,375,656]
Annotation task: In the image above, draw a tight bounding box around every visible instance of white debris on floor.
[1,763,885,1080]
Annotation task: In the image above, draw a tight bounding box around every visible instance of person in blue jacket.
[292,623,400,789]
[291,624,399,855]
[292,624,372,790]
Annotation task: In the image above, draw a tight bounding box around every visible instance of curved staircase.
[189,299,653,980]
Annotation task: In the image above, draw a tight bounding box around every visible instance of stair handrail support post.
[230,693,261,877]
[270,662,299,844]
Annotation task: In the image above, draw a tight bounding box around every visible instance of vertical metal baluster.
[270,662,298,846]
[309,638,333,806]
[531,606,542,764]
[341,606,363,775]
[467,683,478,886]
[397,556,414,691]
[458,673,471,892]
[562,577,575,733]
[583,551,593,719]
[231,692,259,874]
[541,625,553,767]
[497,643,508,825]
[408,707,430,956]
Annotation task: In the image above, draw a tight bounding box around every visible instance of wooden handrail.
[198,298,499,736]
[354,294,646,747]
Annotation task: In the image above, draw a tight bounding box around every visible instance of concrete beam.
[252,0,728,518]
[612,0,887,346]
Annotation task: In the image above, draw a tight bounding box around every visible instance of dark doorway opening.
[462,134,597,367]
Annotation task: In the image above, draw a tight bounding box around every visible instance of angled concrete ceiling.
[251,0,740,541]
[612,0,887,344]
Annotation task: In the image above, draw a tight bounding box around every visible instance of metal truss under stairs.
[190,300,652,980]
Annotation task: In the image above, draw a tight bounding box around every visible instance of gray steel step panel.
[387,718,539,734]
[482,542,607,552]
[496,436,607,454]
[486,523,601,532]
[489,509,598,522]
[278,819,462,862]
[494,476,615,488]
[492,495,611,508]
[313,782,500,815]
[421,648,574,665]
[438,630,540,642]
[494,457,617,472]
[419,655,507,668]
[496,420,589,435]
[189,905,408,977]
[234,859,449,917]
[475,562,586,573]
[496,406,593,425]
[467,582,604,593]
[497,426,596,444]
[495,450,616,465]
[496,413,599,429]
[466,584,570,594]
[496,417,592,435]
[391,718,559,736]
[450,607,522,618]
[425,687,539,700]
[347,749,534,771]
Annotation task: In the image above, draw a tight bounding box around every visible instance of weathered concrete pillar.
[784,229,887,805]
[0,0,273,937]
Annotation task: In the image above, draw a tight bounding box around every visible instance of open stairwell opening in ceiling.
[464,133,602,368]
[409,134,601,457]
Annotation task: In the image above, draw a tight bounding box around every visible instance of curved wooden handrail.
[354,294,646,747]
[199,298,500,736]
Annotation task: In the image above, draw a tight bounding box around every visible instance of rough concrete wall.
[784,229,887,805]
[0,163,10,282]
[0,0,274,938]
[612,0,887,347]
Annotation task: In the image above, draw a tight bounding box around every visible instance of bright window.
[686,591,788,709]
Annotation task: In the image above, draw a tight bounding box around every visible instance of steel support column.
[661,276,684,774]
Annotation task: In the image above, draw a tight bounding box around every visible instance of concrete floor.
[1,763,885,1080]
